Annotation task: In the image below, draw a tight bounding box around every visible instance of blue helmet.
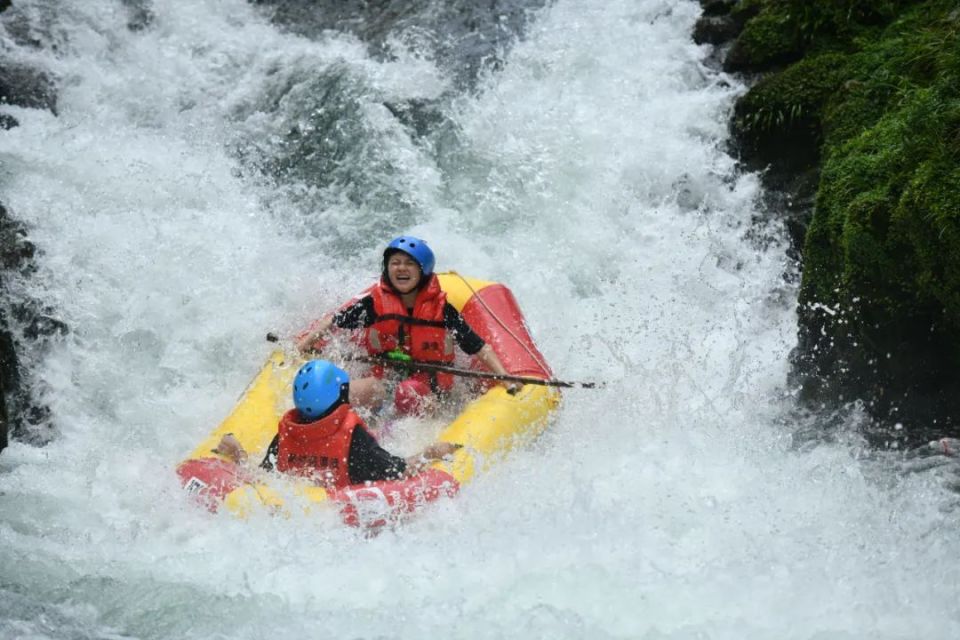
[292,360,349,419]
[384,236,435,276]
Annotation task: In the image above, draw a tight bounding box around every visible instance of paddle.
[358,354,601,389]
[265,333,601,389]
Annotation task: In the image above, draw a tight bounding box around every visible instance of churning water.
[1,1,958,638]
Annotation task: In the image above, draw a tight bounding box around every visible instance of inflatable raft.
[176,273,560,529]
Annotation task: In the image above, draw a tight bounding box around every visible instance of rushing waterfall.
[1,1,958,638]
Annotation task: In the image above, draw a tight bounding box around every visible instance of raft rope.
[448,270,552,379]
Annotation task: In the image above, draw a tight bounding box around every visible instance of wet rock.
[790,295,960,448]
[249,0,548,91]
[757,165,818,267]
[0,204,65,452]
[383,98,449,140]
[694,0,757,46]
[0,327,9,452]
[722,5,802,73]
[716,0,960,447]
[701,0,739,17]
[120,0,155,32]
[0,217,36,272]
[694,1,759,46]
[728,50,847,263]
[693,15,743,45]
[0,62,58,114]
[1,1,70,52]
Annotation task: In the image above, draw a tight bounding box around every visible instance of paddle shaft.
[265,333,600,389]
[358,355,599,389]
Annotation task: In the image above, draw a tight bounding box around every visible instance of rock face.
[708,0,960,447]
[0,1,67,451]
[231,0,553,257]
[0,63,57,114]
[250,0,548,91]
[0,205,66,450]
[119,0,155,32]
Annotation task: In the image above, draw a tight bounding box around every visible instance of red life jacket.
[361,274,455,391]
[276,404,368,490]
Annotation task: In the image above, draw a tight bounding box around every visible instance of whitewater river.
[1,1,958,638]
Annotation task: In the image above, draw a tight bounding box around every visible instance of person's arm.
[347,427,460,483]
[401,442,462,477]
[294,315,334,353]
[347,426,408,483]
[443,305,522,394]
[443,304,485,354]
[211,433,248,464]
[295,296,375,353]
[259,434,279,471]
[475,344,522,394]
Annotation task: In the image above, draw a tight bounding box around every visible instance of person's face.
[387,252,422,294]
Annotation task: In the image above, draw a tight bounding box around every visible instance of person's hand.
[404,443,460,477]
[422,442,462,460]
[211,433,247,464]
[295,315,334,355]
[478,345,521,395]
[294,332,321,355]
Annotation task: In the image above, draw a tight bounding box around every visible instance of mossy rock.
[803,88,949,306]
[728,0,960,440]
[797,80,960,440]
[785,0,909,40]
[725,4,803,71]
[821,76,896,153]
[894,157,960,329]
[726,0,921,72]
[798,1,960,312]
[733,52,849,165]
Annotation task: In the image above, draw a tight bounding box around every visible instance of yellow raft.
[176,273,560,527]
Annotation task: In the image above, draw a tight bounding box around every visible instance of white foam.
[1,0,958,638]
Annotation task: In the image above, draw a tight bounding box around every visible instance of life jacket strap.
[373,313,445,328]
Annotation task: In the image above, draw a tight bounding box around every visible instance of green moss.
[735,52,849,140]
[821,74,896,152]
[804,124,903,305]
[727,5,803,69]
[894,157,960,323]
[821,8,958,147]
[783,0,908,42]
[734,0,960,335]
[802,79,960,331]
[768,1,960,437]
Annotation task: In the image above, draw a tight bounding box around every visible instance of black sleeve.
[444,303,486,355]
[347,426,407,484]
[259,434,279,470]
[330,296,376,330]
